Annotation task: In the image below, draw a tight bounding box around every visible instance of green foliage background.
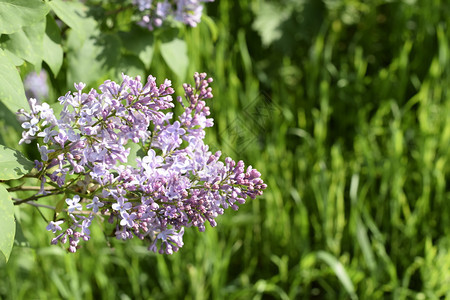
[1,0,450,299]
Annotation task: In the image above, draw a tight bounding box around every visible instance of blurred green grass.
[1,0,450,299]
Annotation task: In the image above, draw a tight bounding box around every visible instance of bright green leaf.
[0,0,49,34]
[0,145,33,180]
[0,49,28,113]
[43,15,63,76]
[0,185,15,264]
[119,25,154,69]
[316,251,358,300]
[160,37,188,80]
[1,19,46,68]
[0,48,24,66]
[124,140,144,169]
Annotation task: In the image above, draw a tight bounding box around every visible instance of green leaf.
[0,185,15,264]
[116,54,147,81]
[124,140,143,169]
[0,0,49,34]
[201,15,218,42]
[67,31,122,86]
[55,198,65,214]
[115,6,134,32]
[43,15,63,76]
[0,145,33,180]
[50,101,63,118]
[119,25,155,69]
[1,48,24,66]
[160,37,188,80]
[1,19,46,68]
[0,49,28,113]
[48,0,94,42]
[316,251,358,300]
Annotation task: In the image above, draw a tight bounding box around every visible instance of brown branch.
[13,200,56,210]
[7,185,57,192]
[12,191,64,206]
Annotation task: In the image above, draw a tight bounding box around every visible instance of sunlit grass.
[1,0,450,299]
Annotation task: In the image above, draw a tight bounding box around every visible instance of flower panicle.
[19,72,267,254]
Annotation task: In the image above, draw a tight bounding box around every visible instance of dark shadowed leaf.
[67,31,122,86]
[116,54,147,81]
[43,15,63,76]
[119,25,155,69]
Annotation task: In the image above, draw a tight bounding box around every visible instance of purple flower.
[21,117,39,133]
[167,121,186,136]
[37,127,58,143]
[156,1,171,19]
[115,227,132,240]
[133,0,152,11]
[153,227,184,254]
[86,196,104,213]
[66,195,82,213]
[112,197,132,213]
[120,212,137,227]
[35,102,56,126]
[175,0,204,27]
[133,0,214,30]
[80,218,92,236]
[141,149,164,175]
[37,144,55,161]
[46,220,64,233]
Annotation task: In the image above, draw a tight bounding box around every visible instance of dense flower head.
[18,72,267,254]
[133,0,214,31]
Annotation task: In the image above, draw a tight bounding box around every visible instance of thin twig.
[12,191,64,205]
[13,200,57,210]
[12,198,109,218]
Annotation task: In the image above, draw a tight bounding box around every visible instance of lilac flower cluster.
[132,0,214,31]
[18,72,266,254]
